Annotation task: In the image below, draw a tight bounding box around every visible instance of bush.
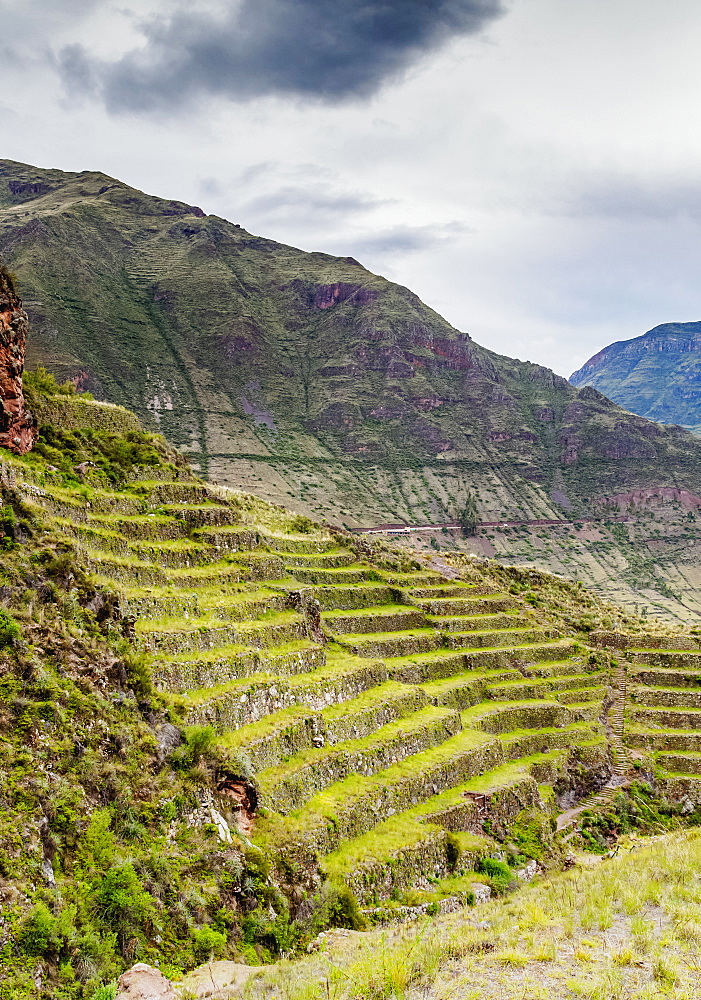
[90,986,117,1000]
[0,504,16,547]
[18,902,61,956]
[91,863,156,940]
[24,367,79,399]
[32,424,167,485]
[123,650,153,699]
[0,609,20,647]
[446,831,461,870]
[322,883,366,931]
[170,725,216,770]
[191,925,227,961]
[476,857,515,895]
[288,514,314,534]
[241,906,297,958]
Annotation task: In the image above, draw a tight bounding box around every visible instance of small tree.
[456,490,479,537]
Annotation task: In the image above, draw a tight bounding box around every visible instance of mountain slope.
[7,382,701,999]
[5,159,701,622]
[570,321,701,432]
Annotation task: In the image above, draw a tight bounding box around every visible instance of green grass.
[217,705,318,750]
[333,627,438,642]
[258,705,459,784]
[318,679,421,720]
[250,831,701,1000]
[135,609,300,634]
[322,603,424,620]
[279,728,497,829]
[321,815,450,878]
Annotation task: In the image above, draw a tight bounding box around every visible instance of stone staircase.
[19,472,613,901]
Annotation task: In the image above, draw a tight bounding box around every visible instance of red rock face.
[0,269,37,454]
[596,487,701,512]
[312,282,378,309]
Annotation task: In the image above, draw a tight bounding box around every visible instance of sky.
[4,0,701,376]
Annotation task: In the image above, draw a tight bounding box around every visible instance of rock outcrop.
[0,266,35,454]
[114,960,260,999]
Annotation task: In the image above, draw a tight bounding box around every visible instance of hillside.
[570,321,701,433]
[5,160,701,623]
[5,372,701,997]
[243,828,701,1000]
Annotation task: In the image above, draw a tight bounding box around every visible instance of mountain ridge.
[570,320,701,432]
[5,158,701,621]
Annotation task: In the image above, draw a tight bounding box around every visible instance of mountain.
[5,158,701,622]
[570,322,701,433]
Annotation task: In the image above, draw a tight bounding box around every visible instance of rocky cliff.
[0,265,35,453]
[570,321,701,433]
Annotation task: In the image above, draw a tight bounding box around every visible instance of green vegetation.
[4,354,701,1000]
[455,489,479,537]
[0,402,369,997]
[24,366,92,401]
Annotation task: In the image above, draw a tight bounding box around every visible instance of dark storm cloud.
[57,0,505,113]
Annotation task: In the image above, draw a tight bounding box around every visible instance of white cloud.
[3,0,701,376]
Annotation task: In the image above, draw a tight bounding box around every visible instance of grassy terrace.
[257,704,462,812]
[621,641,701,802]
[24,466,700,904]
[256,727,504,852]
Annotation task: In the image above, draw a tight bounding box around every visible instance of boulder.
[180,961,261,998]
[116,964,177,1000]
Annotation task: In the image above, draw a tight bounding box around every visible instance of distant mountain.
[570,323,701,433]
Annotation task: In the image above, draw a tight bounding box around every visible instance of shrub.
[123,650,153,699]
[476,857,515,894]
[446,831,461,870]
[170,725,216,770]
[0,504,16,548]
[0,609,20,647]
[91,863,156,940]
[24,366,79,399]
[18,902,60,956]
[288,514,314,534]
[90,986,117,1000]
[321,883,366,931]
[191,925,227,961]
[241,906,297,958]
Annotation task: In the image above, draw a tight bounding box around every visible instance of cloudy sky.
[4,0,701,375]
